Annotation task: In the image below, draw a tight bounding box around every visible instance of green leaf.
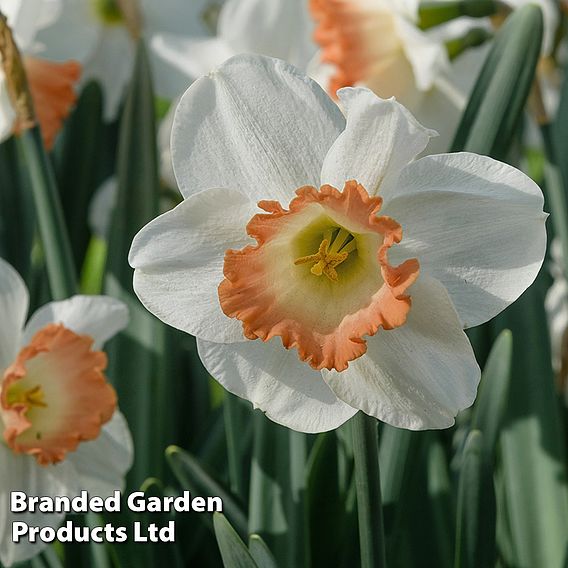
[470,329,513,462]
[0,136,34,282]
[248,412,309,568]
[351,412,387,568]
[427,436,454,568]
[386,433,451,568]
[17,127,77,299]
[248,535,278,568]
[102,40,163,488]
[137,478,183,568]
[214,513,258,568]
[166,445,248,538]
[53,81,104,273]
[451,4,543,158]
[491,276,568,568]
[379,425,419,523]
[454,431,496,568]
[540,124,568,282]
[224,393,248,497]
[307,431,348,566]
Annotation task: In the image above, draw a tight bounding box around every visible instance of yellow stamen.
[7,385,47,408]
[294,229,356,281]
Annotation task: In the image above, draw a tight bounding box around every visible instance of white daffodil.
[129,55,546,434]
[34,0,219,120]
[0,258,133,566]
[0,0,80,149]
[308,0,559,153]
[309,0,464,153]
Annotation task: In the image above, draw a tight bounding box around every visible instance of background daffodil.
[0,258,133,567]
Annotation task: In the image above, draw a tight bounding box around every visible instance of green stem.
[17,127,76,299]
[352,412,387,568]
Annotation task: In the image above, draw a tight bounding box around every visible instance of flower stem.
[17,127,77,299]
[352,411,387,568]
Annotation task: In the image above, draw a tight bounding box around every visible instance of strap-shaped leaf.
[103,40,164,488]
[451,5,543,158]
[214,514,258,568]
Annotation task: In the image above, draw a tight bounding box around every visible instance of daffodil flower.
[0,258,133,566]
[0,0,80,149]
[308,0,559,153]
[35,0,220,120]
[309,0,464,152]
[130,55,546,433]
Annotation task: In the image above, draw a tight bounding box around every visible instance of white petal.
[149,35,235,100]
[0,445,77,567]
[386,0,420,20]
[0,257,28,373]
[171,53,345,202]
[0,0,53,51]
[395,16,449,92]
[34,0,100,63]
[323,277,480,430]
[65,411,133,497]
[158,99,179,190]
[197,338,357,433]
[23,295,128,348]
[37,0,62,29]
[130,187,257,343]
[218,0,316,70]
[383,152,547,328]
[320,88,436,198]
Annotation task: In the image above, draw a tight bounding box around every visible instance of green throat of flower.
[6,384,47,408]
[294,227,357,282]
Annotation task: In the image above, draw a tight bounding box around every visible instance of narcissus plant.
[130,54,546,434]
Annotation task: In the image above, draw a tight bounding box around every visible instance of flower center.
[6,384,47,408]
[0,324,116,465]
[219,181,420,371]
[294,227,357,281]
